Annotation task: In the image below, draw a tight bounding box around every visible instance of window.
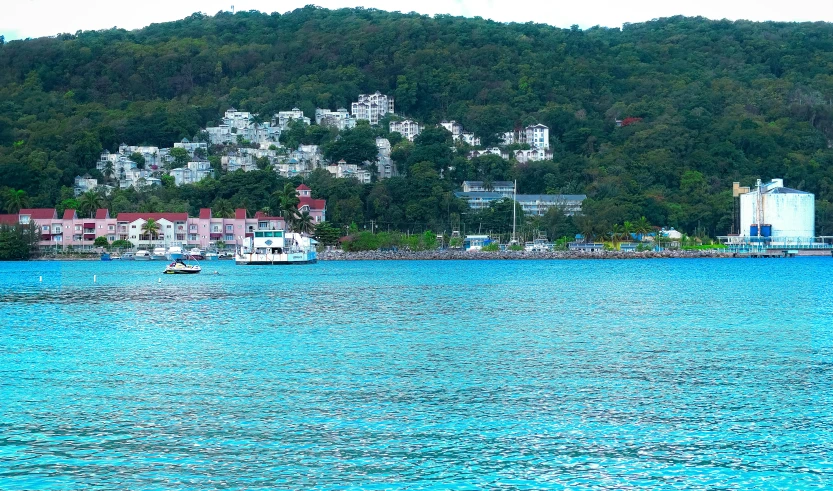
[108,225,115,231]
[42,225,49,232]
[226,225,233,232]
[20,216,30,224]
[225,234,233,241]
[108,236,115,241]
[55,236,62,242]
[131,225,136,229]
[75,225,82,231]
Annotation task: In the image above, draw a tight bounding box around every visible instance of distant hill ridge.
[2,7,833,236]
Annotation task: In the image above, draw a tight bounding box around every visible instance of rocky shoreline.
[318,249,734,261]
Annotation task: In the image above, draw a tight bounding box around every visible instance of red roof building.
[0,214,18,225]
[19,208,57,220]
[116,213,189,222]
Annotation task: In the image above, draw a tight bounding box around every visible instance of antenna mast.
[512,180,517,244]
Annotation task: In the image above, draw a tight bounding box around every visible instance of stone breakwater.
[318,249,734,261]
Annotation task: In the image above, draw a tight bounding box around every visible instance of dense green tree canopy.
[3,7,833,236]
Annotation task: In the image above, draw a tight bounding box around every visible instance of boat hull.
[163,268,201,274]
[235,252,317,265]
[133,256,152,261]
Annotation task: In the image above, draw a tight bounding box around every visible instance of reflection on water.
[1,259,832,489]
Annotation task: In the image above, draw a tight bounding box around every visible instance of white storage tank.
[739,179,815,242]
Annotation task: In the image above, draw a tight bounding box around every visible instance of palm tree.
[78,191,103,218]
[280,183,300,211]
[103,161,115,184]
[4,189,30,214]
[294,211,315,235]
[483,178,494,192]
[212,199,234,218]
[141,218,160,245]
[608,223,626,250]
[622,221,635,243]
[634,216,652,241]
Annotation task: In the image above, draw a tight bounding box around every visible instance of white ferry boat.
[235,230,317,265]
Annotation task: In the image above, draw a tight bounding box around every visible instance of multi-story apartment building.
[441,121,481,146]
[170,161,213,186]
[222,154,257,173]
[173,139,208,157]
[273,108,311,129]
[14,187,326,251]
[524,124,550,150]
[454,191,586,216]
[389,119,420,142]
[352,92,394,125]
[315,108,357,130]
[326,160,372,184]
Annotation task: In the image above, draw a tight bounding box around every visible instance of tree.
[313,222,340,246]
[141,219,160,244]
[130,152,146,169]
[215,239,226,250]
[294,211,315,235]
[94,236,110,247]
[212,198,234,218]
[78,191,103,218]
[279,183,300,221]
[102,160,115,183]
[634,216,652,241]
[168,148,189,169]
[111,239,133,249]
[323,125,378,164]
[3,189,30,214]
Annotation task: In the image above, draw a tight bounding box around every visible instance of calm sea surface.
[1,258,831,490]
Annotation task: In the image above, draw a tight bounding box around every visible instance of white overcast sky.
[2,0,833,40]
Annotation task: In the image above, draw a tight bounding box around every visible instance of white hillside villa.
[352,92,395,125]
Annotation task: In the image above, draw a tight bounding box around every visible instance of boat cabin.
[243,230,286,254]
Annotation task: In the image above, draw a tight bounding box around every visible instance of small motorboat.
[134,250,152,261]
[163,258,201,274]
[204,252,219,261]
[188,247,205,260]
[100,252,111,261]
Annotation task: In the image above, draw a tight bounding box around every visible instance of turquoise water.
[1,258,831,490]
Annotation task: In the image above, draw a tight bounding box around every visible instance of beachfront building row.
[0,186,325,251]
[456,181,585,216]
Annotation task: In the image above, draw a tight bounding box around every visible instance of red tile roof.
[62,209,77,220]
[199,208,211,219]
[0,214,18,225]
[235,208,247,219]
[298,197,326,210]
[296,184,311,191]
[19,208,57,220]
[116,213,189,222]
[95,209,109,219]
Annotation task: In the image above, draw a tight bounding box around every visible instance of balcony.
[84,222,95,229]
[210,233,223,239]
[41,233,52,240]
[83,233,95,240]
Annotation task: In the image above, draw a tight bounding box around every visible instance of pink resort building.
[4,185,326,251]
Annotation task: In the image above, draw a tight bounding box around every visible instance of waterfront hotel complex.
[0,185,325,251]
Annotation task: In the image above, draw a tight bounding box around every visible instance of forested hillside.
[3,7,833,237]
